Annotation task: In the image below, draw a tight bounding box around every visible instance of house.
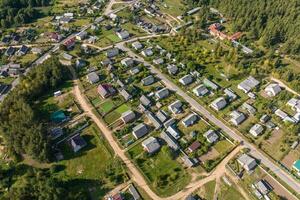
[185,195,198,200]
[265,83,281,97]
[140,95,151,107]
[164,118,176,128]
[203,78,219,90]
[155,88,169,100]
[87,72,99,84]
[142,137,160,154]
[16,45,29,56]
[109,13,118,21]
[146,111,162,130]
[166,126,180,140]
[203,130,219,143]
[168,100,183,114]
[237,76,260,93]
[31,47,42,55]
[141,75,155,86]
[50,127,64,140]
[156,110,169,123]
[76,31,88,40]
[132,123,148,139]
[188,141,201,153]
[193,84,209,97]
[54,90,62,97]
[260,114,271,123]
[121,110,135,124]
[224,88,237,101]
[128,185,141,200]
[153,58,164,65]
[242,102,256,115]
[293,112,300,123]
[51,110,68,123]
[249,124,264,137]
[120,89,132,101]
[161,131,179,151]
[275,109,288,120]
[97,84,116,98]
[101,59,112,66]
[106,48,119,58]
[70,134,87,153]
[254,180,272,195]
[116,30,130,40]
[182,114,198,127]
[179,74,193,86]
[210,97,227,111]
[141,48,153,57]
[229,110,246,126]
[293,160,300,175]
[62,53,73,61]
[132,41,143,50]
[237,154,257,171]
[287,98,300,109]
[5,47,15,56]
[63,37,75,50]
[76,59,86,68]
[109,192,124,200]
[130,66,140,75]
[167,64,178,75]
[121,57,134,67]
[182,154,197,168]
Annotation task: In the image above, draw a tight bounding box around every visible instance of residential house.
[155,88,169,100]
[210,97,227,111]
[97,84,116,98]
[120,110,135,124]
[63,37,75,50]
[260,114,271,123]
[203,130,219,143]
[168,100,183,114]
[185,195,198,200]
[121,57,134,67]
[106,48,119,58]
[141,75,155,86]
[166,126,180,140]
[31,47,42,55]
[237,154,257,171]
[120,89,132,101]
[76,59,86,68]
[101,59,112,66]
[132,41,143,50]
[128,185,141,200]
[224,88,237,101]
[50,127,64,140]
[265,83,281,97]
[275,109,288,120]
[86,72,99,84]
[140,95,152,107]
[242,102,256,115]
[5,47,15,56]
[193,84,209,97]
[153,58,164,65]
[229,110,246,126]
[182,114,198,127]
[142,137,160,154]
[249,124,264,137]
[70,134,87,153]
[164,118,176,128]
[188,141,201,153]
[254,180,272,195]
[132,123,148,139]
[146,111,162,130]
[161,131,180,151]
[182,154,197,168]
[156,110,169,123]
[76,31,88,41]
[16,45,29,56]
[141,48,153,57]
[203,78,219,90]
[130,67,140,75]
[167,64,178,75]
[116,30,130,40]
[237,76,260,93]
[179,74,193,86]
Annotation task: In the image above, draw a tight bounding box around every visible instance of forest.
[0,0,51,28]
[0,57,69,162]
[186,0,300,55]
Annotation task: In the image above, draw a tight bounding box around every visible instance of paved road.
[117,43,300,194]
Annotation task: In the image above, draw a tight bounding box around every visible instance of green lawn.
[129,145,191,197]
[159,0,187,17]
[218,180,244,200]
[214,140,233,154]
[56,124,127,200]
[104,104,130,124]
[199,180,216,200]
[98,99,114,113]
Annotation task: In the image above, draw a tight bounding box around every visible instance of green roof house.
[51,110,68,123]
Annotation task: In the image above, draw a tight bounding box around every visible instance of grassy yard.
[158,0,187,17]
[98,99,115,113]
[104,104,130,124]
[218,180,244,200]
[56,124,127,200]
[196,180,216,200]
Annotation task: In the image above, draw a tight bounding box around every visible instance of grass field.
[214,140,233,154]
[159,0,187,17]
[98,99,114,113]
[196,180,216,200]
[56,124,127,200]
[127,143,191,197]
[218,180,244,200]
[104,104,130,124]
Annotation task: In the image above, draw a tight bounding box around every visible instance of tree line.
[0,0,51,28]
[0,57,68,162]
[185,0,300,55]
